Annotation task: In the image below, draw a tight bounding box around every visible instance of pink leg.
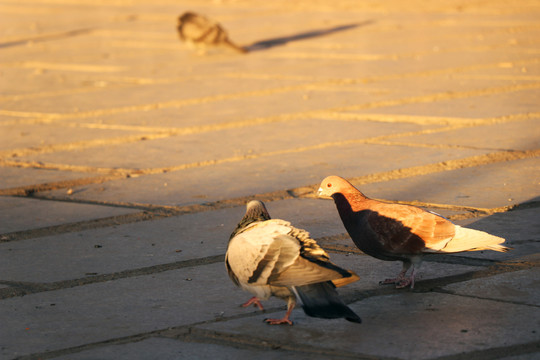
[380,262,411,286]
[396,266,419,289]
[241,296,264,311]
[264,299,296,325]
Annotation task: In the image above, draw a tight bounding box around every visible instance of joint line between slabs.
[433,288,540,308]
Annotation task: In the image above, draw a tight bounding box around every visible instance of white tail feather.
[439,225,509,253]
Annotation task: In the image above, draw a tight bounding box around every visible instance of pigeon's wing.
[226,220,299,286]
[367,201,456,253]
[269,222,359,287]
[226,220,358,288]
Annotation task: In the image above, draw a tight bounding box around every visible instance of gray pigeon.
[177,12,247,53]
[225,200,361,325]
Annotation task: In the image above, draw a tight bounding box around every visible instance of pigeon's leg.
[241,296,264,311]
[264,298,295,325]
[379,262,411,285]
[396,258,422,289]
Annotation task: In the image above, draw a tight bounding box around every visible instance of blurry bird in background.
[177,12,247,54]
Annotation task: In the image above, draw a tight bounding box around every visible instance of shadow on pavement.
[245,20,374,52]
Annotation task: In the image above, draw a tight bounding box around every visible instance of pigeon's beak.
[317,187,332,199]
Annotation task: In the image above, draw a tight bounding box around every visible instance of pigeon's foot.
[264,317,293,325]
[395,277,413,289]
[241,296,264,310]
[379,277,399,285]
[380,266,411,286]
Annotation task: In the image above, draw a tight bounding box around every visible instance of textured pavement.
[1,1,540,359]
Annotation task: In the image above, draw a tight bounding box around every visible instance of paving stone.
[0,197,138,234]
[0,123,144,153]
[195,292,540,360]
[50,337,339,360]
[0,262,251,359]
[0,197,482,286]
[0,167,94,190]
[444,267,540,307]
[349,87,540,119]
[448,206,540,264]
[384,118,540,151]
[42,144,491,206]
[359,157,540,209]
[20,118,438,170]
[0,204,245,283]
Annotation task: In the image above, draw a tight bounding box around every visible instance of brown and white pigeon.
[318,175,509,289]
[177,12,247,54]
[225,200,361,325]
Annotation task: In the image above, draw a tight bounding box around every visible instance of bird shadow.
[244,20,374,52]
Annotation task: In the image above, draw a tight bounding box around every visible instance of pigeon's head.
[318,176,359,199]
[245,200,271,221]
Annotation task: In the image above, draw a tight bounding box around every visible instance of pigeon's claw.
[379,277,399,285]
[395,277,413,289]
[264,317,294,325]
[241,296,264,310]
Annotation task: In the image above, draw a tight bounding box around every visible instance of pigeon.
[225,200,361,325]
[318,175,509,289]
[177,12,247,54]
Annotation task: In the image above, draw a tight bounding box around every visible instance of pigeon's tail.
[293,282,361,323]
[438,225,510,253]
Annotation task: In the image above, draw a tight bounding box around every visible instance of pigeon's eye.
[327,183,332,188]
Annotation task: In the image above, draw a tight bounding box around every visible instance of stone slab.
[42,143,490,207]
[0,197,138,234]
[0,197,482,286]
[0,123,143,153]
[384,118,540,151]
[358,156,540,209]
[0,167,95,190]
[21,118,438,169]
[50,337,337,360]
[0,262,250,359]
[195,292,540,360]
[349,87,540,120]
[444,267,540,307]
[451,206,540,263]
[0,203,245,282]
[2,76,305,113]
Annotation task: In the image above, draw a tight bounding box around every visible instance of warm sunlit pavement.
[1,1,539,359]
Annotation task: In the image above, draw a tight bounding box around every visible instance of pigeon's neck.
[229,207,271,240]
[333,191,369,212]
